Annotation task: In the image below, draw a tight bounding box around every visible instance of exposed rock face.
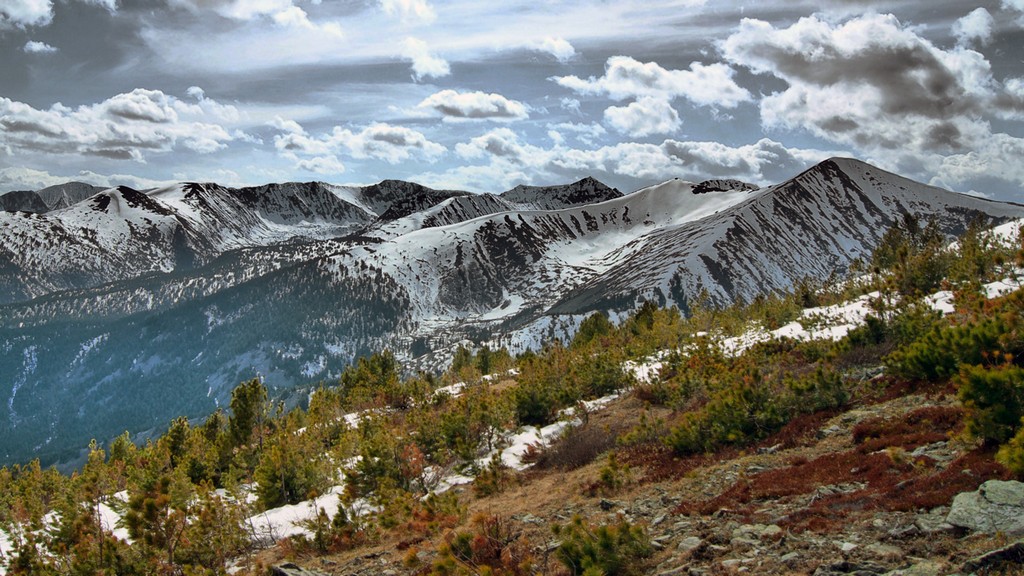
[946,480,1024,535]
[270,563,328,576]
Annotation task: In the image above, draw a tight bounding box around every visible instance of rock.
[678,536,704,554]
[913,506,953,534]
[961,540,1024,572]
[838,542,858,553]
[732,523,783,540]
[780,551,801,565]
[886,524,919,539]
[865,543,903,561]
[812,561,886,575]
[880,560,945,576]
[729,536,759,550]
[946,480,1024,535]
[271,564,329,576]
[909,442,956,465]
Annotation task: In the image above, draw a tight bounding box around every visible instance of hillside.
[1,215,1023,576]
[1,159,1023,468]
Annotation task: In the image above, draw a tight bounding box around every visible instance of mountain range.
[1,157,1021,467]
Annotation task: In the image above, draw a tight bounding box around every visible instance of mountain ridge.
[1,157,1022,467]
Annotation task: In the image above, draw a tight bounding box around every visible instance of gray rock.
[732,523,782,540]
[913,507,954,534]
[880,560,945,576]
[865,543,903,560]
[946,480,1024,535]
[812,561,886,575]
[271,564,329,576]
[780,551,801,565]
[678,536,704,553]
[961,540,1024,572]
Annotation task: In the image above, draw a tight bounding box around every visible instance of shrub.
[886,316,1014,382]
[473,453,511,498]
[958,364,1024,445]
[997,423,1024,475]
[432,513,534,576]
[553,516,651,576]
[535,424,617,471]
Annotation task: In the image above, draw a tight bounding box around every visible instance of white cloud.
[536,37,576,63]
[81,0,117,12]
[0,88,243,161]
[401,37,450,80]
[547,122,606,146]
[553,56,751,109]
[720,13,1020,156]
[297,155,347,175]
[1,0,52,29]
[1002,0,1024,25]
[23,40,58,54]
[434,127,831,191]
[560,97,582,115]
[953,8,993,47]
[604,96,680,137]
[272,6,342,37]
[165,0,342,35]
[930,133,1024,193]
[417,90,528,121]
[273,120,445,168]
[0,166,173,192]
[380,0,436,25]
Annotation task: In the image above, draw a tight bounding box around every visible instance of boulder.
[946,480,1024,535]
[271,564,329,576]
[962,540,1024,572]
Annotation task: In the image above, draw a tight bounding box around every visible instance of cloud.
[1,0,53,29]
[297,155,347,175]
[0,88,243,161]
[604,96,681,137]
[0,166,173,192]
[380,0,436,25]
[417,90,529,121]
[435,127,832,191]
[720,13,1023,156]
[401,37,450,80]
[953,8,993,47]
[560,98,581,115]
[272,6,343,37]
[1003,0,1024,25]
[547,122,606,146]
[81,0,116,12]
[23,40,58,54]
[273,120,446,169]
[166,0,342,35]
[535,37,576,63]
[553,56,751,138]
[553,56,751,109]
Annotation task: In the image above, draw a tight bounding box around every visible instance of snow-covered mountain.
[0,181,105,214]
[1,158,1021,467]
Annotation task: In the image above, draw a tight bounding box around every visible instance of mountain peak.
[501,177,621,210]
[692,179,759,195]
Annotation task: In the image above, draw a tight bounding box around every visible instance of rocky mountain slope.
[0,160,1021,467]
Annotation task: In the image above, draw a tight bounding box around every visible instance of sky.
[1,1,1023,200]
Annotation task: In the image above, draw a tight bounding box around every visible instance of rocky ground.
[264,377,1024,576]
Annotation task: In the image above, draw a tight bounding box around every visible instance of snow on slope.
[325,178,757,329]
[547,158,1024,317]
